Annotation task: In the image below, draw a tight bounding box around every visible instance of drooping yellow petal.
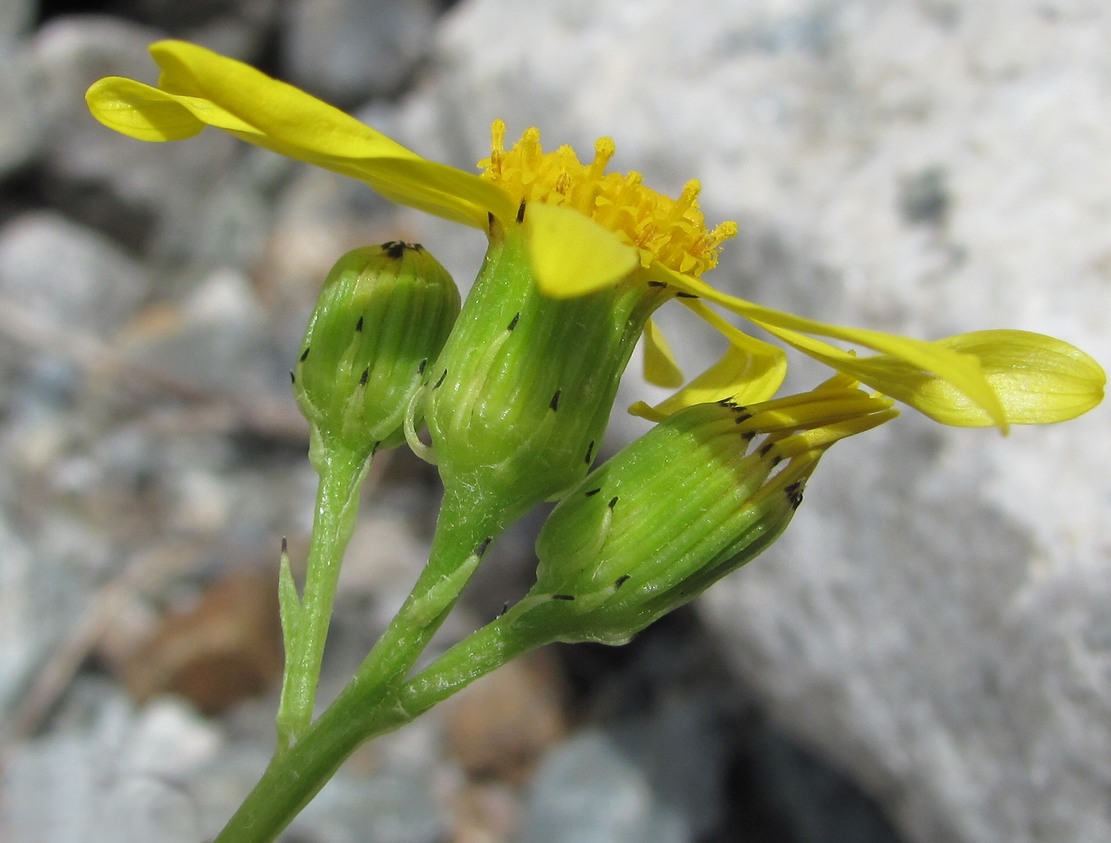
[85,40,513,229]
[872,330,1105,426]
[642,318,684,388]
[680,300,790,404]
[631,301,788,421]
[524,202,639,297]
[658,267,1010,429]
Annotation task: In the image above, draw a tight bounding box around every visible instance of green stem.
[212,599,548,843]
[343,484,503,694]
[213,669,408,843]
[213,490,516,843]
[276,442,371,750]
[394,597,547,717]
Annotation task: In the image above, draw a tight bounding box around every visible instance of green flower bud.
[413,218,668,539]
[515,378,898,645]
[293,242,460,458]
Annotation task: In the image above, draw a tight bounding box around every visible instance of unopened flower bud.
[516,377,898,645]
[293,242,460,458]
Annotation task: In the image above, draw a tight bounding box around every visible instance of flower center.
[479,120,737,278]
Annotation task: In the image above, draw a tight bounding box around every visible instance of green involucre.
[522,383,897,645]
[419,218,668,529]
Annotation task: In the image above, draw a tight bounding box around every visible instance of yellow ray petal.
[151,41,417,158]
[85,77,251,140]
[881,330,1105,426]
[642,318,684,388]
[524,202,639,297]
[86,41,513,229]
[630,301,788,421]
[674,299,789,405]
[659,267,1010,429]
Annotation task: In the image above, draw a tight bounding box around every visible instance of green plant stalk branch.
[275,409,499,750]
[215,514,536,843]
[276,442,371,751]
[334,483,506,697]
[392,597,551,718]
[213,666,411,843]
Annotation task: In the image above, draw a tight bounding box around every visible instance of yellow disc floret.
[479,120,737,278]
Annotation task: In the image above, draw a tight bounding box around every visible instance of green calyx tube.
[415,217,669,537]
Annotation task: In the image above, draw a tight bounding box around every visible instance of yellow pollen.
[479,120,736,278]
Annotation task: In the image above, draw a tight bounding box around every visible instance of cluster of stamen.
[479,120,737,278]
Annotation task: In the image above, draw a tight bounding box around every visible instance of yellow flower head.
[85,40,1105,430]
[480,121,737,279]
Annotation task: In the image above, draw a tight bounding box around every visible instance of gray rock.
[0,515,36,716]
[0,0,33,45]
[0,41,41,178]
[3,686,220,843]
[0,211,149,337]
[2,675,449,843]
[291,765,447,843]
[394,2,1111,842]
[520,697,729,843]
[125,0,280,59]
[0,209,149,407]
[279,0,440,105]
[115,266,278,395]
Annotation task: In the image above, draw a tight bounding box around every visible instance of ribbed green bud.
[414,218,668,539]
[293,242,460,457]
[514,378,898,645]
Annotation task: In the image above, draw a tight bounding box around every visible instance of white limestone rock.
[395,2,1111,841]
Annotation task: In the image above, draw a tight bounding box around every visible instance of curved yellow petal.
[879,330,1105,426]
[86,40,513,229]
[659,267,1011,429]
[630,301,788,421]
[151,41,417,158]
[524,202,639,297]
[87,77,270,140]
[642,318,684,388]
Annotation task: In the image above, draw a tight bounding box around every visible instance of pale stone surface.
[0,211,148,336]
[397,1,1111,841]
[0,43,40,178]
[0,515,36,714]
[520,697,731,843]
[3,691,218,843]
[279,0,440,104]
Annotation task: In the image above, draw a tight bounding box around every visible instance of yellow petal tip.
[525,202,639,298]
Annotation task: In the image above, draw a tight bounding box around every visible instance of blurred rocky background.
[1,0,1108,841]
